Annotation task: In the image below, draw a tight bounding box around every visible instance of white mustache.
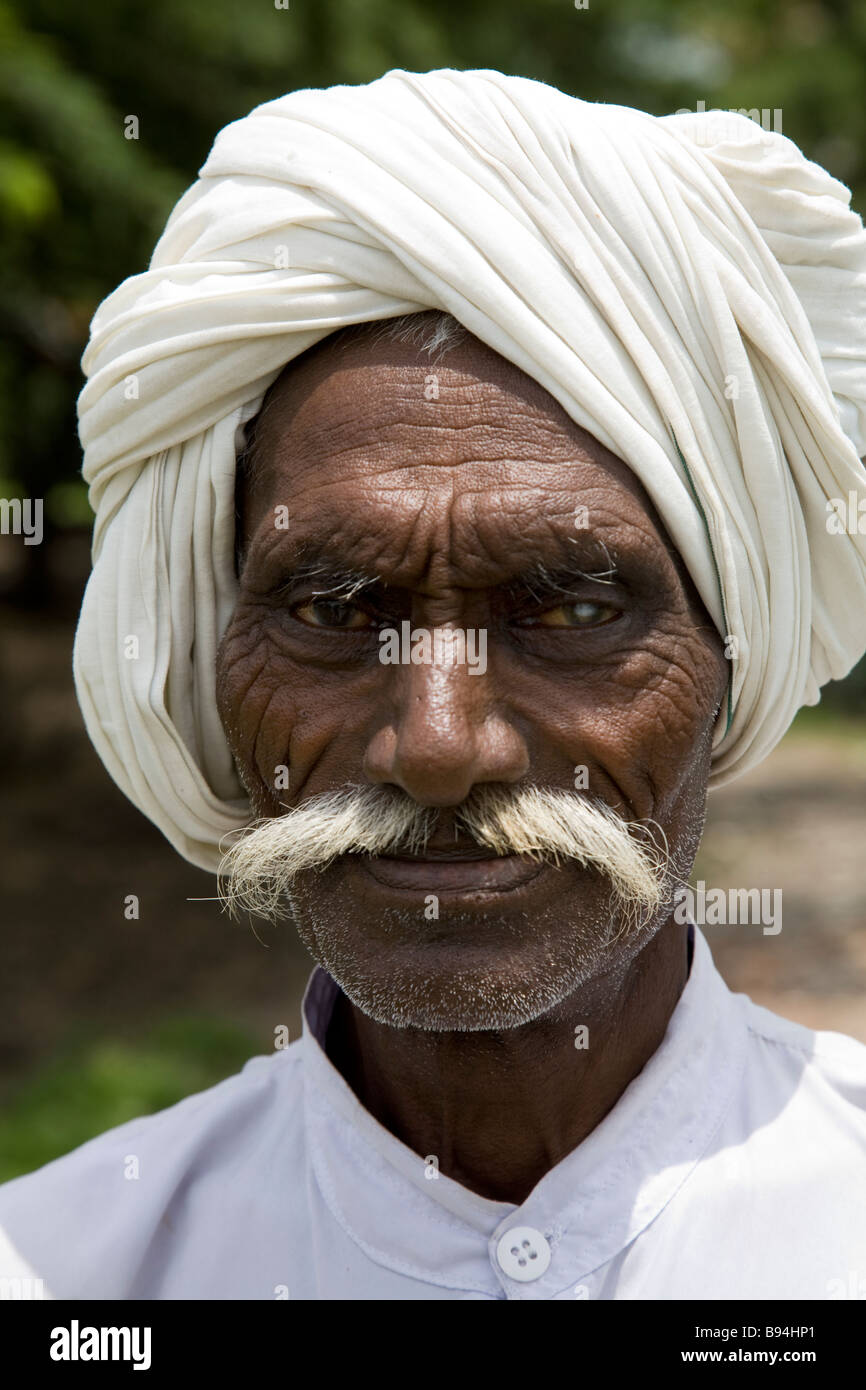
[217,783,670,928]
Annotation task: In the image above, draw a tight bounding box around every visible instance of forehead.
[240,331,676,583]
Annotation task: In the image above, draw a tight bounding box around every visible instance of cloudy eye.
[527,600,621,628]
[293,598,373,629]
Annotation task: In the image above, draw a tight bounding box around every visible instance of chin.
[287,861,645,1031]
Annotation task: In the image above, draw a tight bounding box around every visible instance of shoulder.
[714,988,866,1186]
[739,991,866,1102]
[653,987,866,1295]
[0,1040,306,1298]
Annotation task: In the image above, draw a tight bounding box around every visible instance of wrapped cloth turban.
[73,67,866,872]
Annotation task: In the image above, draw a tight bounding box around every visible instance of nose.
[363,649,530,806]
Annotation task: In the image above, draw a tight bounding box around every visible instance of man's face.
[216,327,728,1029]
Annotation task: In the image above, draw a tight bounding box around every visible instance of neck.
[325,915,690,1205]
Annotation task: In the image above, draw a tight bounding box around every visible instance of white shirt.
[2,925,865,1301]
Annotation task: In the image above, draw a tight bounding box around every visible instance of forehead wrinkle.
[258,354,587,456]
[263,438,660,522]
[252,375,610,498]
[245,456,678,600]
[249,504,435,592]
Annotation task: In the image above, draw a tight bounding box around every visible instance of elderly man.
[2,67,866,1302]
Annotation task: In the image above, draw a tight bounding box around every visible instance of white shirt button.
[495,1226,551,1282]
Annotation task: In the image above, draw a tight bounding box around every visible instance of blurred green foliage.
[1,0,864,700]
[0,1017,263,1182]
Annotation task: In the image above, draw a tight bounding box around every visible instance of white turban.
[73,67,866,872]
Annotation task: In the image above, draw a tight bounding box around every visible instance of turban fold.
[73,67,866,872]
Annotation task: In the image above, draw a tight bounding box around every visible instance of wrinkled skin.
[215,320,728,1202]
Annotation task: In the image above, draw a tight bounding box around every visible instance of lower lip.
[356,854,545,895]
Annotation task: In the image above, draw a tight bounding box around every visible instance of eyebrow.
[266,538,621,605]
[502,551,620,605]
[268,561,385,602]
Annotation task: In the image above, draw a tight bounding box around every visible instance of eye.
[519,600,621,629]
[292,598,373,629]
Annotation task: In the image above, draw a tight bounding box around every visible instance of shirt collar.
[300,923,747,1295]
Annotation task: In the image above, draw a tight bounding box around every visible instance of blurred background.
[1,0,864,1180]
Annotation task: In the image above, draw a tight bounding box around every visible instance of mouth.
[354,848,546,895]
